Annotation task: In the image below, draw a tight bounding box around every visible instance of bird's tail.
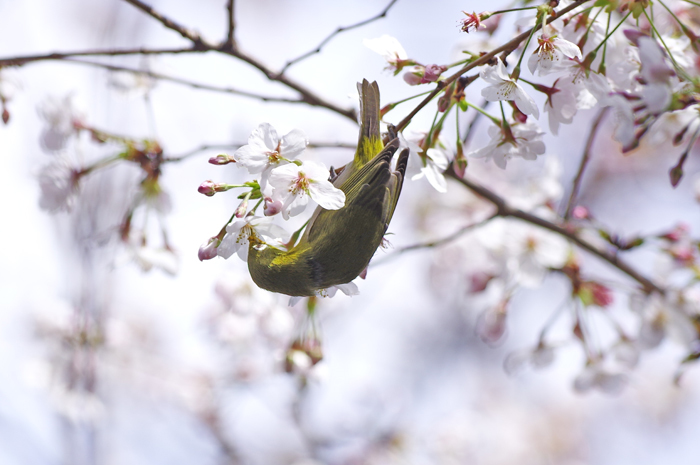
[355,80,384,167]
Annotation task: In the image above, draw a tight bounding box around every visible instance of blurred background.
[1,0,700,464]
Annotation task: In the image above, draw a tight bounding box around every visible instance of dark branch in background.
[372,213,498,266]
[445,169,664,295]
[279,0,400,75]
[563,108,608,219]
[0,47,195,67]
[121,0,357,121]
[62,58,307,103]
[393,0,592,132]
[165,141,356,162]
[225,0,236,48]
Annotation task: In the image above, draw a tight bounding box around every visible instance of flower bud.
[198,237,219,261]
[209,153,235,165]
[198,180,218,196]
[263,196,283,216]
[403,70,423,86]
[422,64,447,83]
[571,205,590,219]
[235,197,249,218]
[1,108,9,125]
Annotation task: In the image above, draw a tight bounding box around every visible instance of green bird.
[246,80,409,296]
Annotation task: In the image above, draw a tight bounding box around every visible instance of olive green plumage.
[247,80,409,296]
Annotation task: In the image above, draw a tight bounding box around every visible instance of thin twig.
[122,0,357,121]
[0,47,195,67]
[445,169,664,295]
[225,0,236,48]
[394,0,591,132]
[372,213,498,266]
[279,0,400,74]
[62,58,305,103]
[563,107,608,219]
[165,141,356,162]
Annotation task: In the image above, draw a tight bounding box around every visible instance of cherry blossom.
[37,156,82,212]
[401,133,450,192]
[638,36,675,113]
[37,95,82,152]
[543,77,595,135]
[217,216,289,261]
[527,33,582,76]
[480,60,539,118]
[363,35,411,73]
[573,363,628,395]
[467,121,545,169]
[268,161,346,220]
[233,123,308,190]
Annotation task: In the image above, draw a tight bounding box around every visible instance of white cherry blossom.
[233,123,308,190]
[401,133,450,192]
[480,60,539,118]
[544,77,595,135]
[363,35,409,72]
[467,121,545,169]
[527,33,582,76]
[37,95,82,152]
[217,216,289,261]
[638,36,674,113]
[38,156,81,212]
[269,161,345,220]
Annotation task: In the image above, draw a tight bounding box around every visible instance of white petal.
[555,37,582,60]
[335,282,359,296]
[253,122,279,151]
[527,52,539,75]
[513,85,540,118]
[308,180,346,210]
[421,164,447,193]
[280,129,307,158]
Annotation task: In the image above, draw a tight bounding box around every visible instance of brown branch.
[372,213,498,266]
[563,107,608,219]
[279,0,400,74]
[394,0,592,132]
[225,0,236,48]
[122,0,357,121]
[445,169,664,295]
[62,58,306,103]
[0,47,195,67]
[165,141,356,162]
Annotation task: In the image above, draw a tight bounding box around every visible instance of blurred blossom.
[363,35,411,73]
[573,363,628,395]
[504,342,556,374]
[108,69,156,96]
[37,155,81,212]
[37,94,82,152]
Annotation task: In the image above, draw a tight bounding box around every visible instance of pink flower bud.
[235,198,249,218]
[198,180,217,196]
[1,108,9,125]
[477,300,508,346]
[571,205,589,219]
[403,71,423,86]
[422,64,447,83]
[263,196,283,216]
[198,237,219,261]
[209,153,235,165]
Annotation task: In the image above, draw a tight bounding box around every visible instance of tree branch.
[62,58,307,103]
[372,213,498,266]
[0,47,195,67]
[121,0,357,121]
[563,107,607,219]
[279,0,400,74]
[225,0,236,48]
[445,168,664,295]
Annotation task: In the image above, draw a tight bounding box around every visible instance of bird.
[246,79,409,296]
